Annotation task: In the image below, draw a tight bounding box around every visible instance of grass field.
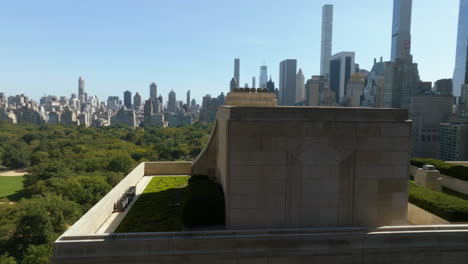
[115,176,189,233]
[0,176,25,200]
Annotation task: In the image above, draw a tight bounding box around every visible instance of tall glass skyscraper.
[320,4,333,77]
[279,59,297,106]
[259,65,268,88]
[391,0,412,61]
[234,58,240,89]
[453,0,468,97]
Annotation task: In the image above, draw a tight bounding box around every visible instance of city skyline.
[0,0,460,102]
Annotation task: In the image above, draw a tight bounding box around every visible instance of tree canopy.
[0,123,212,263]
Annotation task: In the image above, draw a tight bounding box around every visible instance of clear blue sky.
[0,0,460,104]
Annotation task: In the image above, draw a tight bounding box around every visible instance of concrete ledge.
[144,161,192,176]
[62,163,146,236]
[407,203,450,225]
[60,162,192,237]
[222,106,409,122]
[53,225,468,264]
[441,174,468,195]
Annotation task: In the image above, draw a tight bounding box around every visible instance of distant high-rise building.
[409,94,453,158]
[295,69,305,103]
[107,96,120,111]
[186,90,191,110]
[111,108,137,128]
[168,90,176,113]
[259,65,268,88]
[230,78,237,92]
[133,92,142,110]
[439,123,468,161]
[453,0,468,97]
[78,76,85,103]
[279,59,297,106]
[434,79,453,95]
[383,59,420,109]
[321,4,333,77]
[305,75,327,106]
[252,77,256,89]
[460,83,468,119]
[391,0,412,61]
[124,90,132,109]
[266,76,275,93]
[150,83,157,100]
[234,58,240,88]
[329,52,356,103]
[363,58,387,108]
[345,74,365,107]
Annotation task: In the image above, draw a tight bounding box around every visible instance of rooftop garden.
[115,175,225,233]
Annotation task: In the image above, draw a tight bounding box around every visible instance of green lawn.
[115,176,189,233]
[0,176,25,199]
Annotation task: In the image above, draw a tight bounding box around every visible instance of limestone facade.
[193,106,411,229]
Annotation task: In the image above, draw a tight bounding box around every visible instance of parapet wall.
[144,161,192,176]
[60,161,192,237]
[63,163,145,236]
[52,225,468,264]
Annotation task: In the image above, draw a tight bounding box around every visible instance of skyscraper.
[234,58,240,88]
[259,65,268,88]
[453,0,468,97]
[252,77,256,89]
[266,76,275,93]
[186,90,191,110]
[295,69,305,103]
[329,52,356,103]
[279,59,297,106]
[229,78,237,92]
[320,4,333,77]
[391,0,412,61]
[305,75,327,106]
[124,90,132,109]
[150,83,157,100]
[78,76,85,103]
[168,90,176,113]
[133,92,142,110]
[434,79,453,95]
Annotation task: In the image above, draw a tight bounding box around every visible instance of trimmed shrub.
[409,182,468,222]
[182,176,225,228]
[411,158,468,181]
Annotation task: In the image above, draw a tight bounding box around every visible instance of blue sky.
[0,0,460,104]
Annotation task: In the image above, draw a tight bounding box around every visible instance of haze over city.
[0,0,460,102]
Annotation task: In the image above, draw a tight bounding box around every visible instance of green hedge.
[409,182,468,222]
[182,175,225,228]
[411,158,468,181]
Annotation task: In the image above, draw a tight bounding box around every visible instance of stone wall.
[225,92,278,107]
[191,122,218,180]
[407,203,450,225]
[63,163,145,236]
[214,106,411,229]
[52,225,468,264]
[144,161,191,176]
